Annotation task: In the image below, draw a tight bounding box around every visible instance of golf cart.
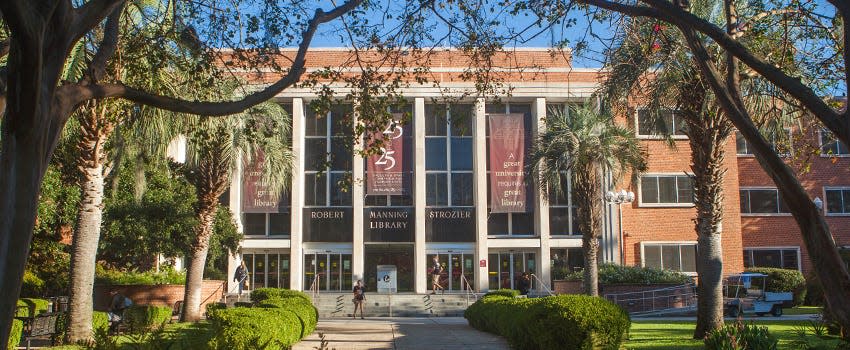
[723,272,792,317]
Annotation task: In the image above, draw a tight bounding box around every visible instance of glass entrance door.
[426,252,473,292]
[488,251,536,290]
[304,253,353,292]
[242,253,290,290]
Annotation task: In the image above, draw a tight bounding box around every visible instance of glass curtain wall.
[426,252,474,291]
[487,251,537,290]
[303,253,353,292]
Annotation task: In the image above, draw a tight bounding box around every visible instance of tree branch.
[71,0,125,44]
[67,0,364,115]
[85,2,124,84]
[575,0,664,20]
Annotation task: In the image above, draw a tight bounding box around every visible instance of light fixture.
[605,189,636,265]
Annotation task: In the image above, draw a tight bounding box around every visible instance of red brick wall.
[737,128,850,275]
[93,280,225,311]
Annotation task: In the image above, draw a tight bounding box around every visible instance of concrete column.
[473,98,489,292]
[532,98,551,292]
[414,98,428,293]
[352,106,365,283]
[226,145,242,291]
[290,98,305,290]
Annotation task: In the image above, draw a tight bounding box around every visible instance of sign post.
[377,265,397,316]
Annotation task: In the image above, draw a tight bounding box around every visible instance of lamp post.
[605,189,635,265]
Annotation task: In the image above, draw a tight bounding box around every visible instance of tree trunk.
[576,164,604,296]
[67,163,105,343]
[180,200,219,322]
[67,104,112,343]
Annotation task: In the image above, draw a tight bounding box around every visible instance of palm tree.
[174,101,292,321]
[529,104,646,296]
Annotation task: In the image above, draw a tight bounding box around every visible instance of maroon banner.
[367,114,406,195]
[242,151,287,213]
[489,113,527,213]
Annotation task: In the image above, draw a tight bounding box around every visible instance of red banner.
[242,151,287,213]
[489,113,527,213]
[367,114,406,195]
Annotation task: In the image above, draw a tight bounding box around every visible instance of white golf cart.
[723,272,793,317]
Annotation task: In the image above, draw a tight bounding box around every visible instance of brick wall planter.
[93,280,225,311]
[552,280,583,294]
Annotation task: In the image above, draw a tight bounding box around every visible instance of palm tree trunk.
[577,164,604,296]
[181,200,219,322]
[67,163,105,343]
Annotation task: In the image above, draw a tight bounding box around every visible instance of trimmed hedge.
[484,289,520,298]
[17,298,50,317]
[95,266,185,285]
[745,267,806,305]
[564,263,693,285]
[124,305,172,333]
[7,319,22,350]
[209,289,318,349]
[465,294,631,350]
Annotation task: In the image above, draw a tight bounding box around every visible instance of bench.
[21,312,59,349]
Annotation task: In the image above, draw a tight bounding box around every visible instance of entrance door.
[243,253,290,290]
[488,251,536,290]
[426,252,473,292]
[304,252,353,292]
[365,244,414,292]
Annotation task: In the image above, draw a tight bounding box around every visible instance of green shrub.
[206,302,226,318]
[8,319,22,350]
[250,288,312,304]
[257,298,319,337]
[17,298,50,317]
[745,267,806,305]
[21,270,46,297]
[92,311,110,333]
[704,321,778,350]
[564,263,693,285]
[95,266,186,285]
[483,289,519,298]
[208,307,303,349]
[124,305,172,333]
[465,294,630,350]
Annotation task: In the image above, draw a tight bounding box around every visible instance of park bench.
[21,312,59,349]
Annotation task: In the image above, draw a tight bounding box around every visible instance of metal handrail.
[459,274,477,306]
[309,273,321,300]
[529,274,554,296]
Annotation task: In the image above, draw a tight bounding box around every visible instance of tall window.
[639,174,694,205]
[546,104,580,236]
[743,248,800,270]
[425,104,473,207]
[243,103,293,236]
[486,103,534,236]
[825,188,850,215]
[735,129,792,156]
[820,129,850,156]
[637,109,687,137]
[740,188,790,214]
[642,242,697,273]
[304,104,353,206]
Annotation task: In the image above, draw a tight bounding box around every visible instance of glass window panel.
[736,131,750,154]
[644,245,662,269]
[549,208,571,235]
[268,213,290,235]
[843,190,850,214]
[662,245,680,270]
[365,195,388,206]
[676,176,693,203]
[740,190,751,213]
[330,105,353,136]
[511,213,534,235]
[425,138,448,170]
[641,176,659,203]
[304,139,327,171]
[389,194,412,206]
[486,103,506,114]
[571,206,581,235]
[638,110,655,136]
[304,173,326,206]
[450,104,473,136]
[750,189,779,213]
[451,173,474,206]
[781,250,798,270]
[243,213,266,235]
[450,138,473,170]
[329,173,352,206]
[305,109,327,136]
[658,177,677,203]
[673,112,688,135]
[426,173,448,206]
[778,193,791,213]
[752,250,782,268]
[826,190,843,214]
[510,104,531,115]
[330,138,352,171]
[661,112,675,135]
[425,104,448,136]
[680,245,697,272]
[488,214,509,235]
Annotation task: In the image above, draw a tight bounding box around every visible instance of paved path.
[292,317,510,350]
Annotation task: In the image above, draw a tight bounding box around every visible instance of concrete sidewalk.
[292,317,510,350]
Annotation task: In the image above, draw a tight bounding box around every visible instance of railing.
[603,283,698,315]
[309,274,321,300]
[460,274,477,306]
[529,274,554,297]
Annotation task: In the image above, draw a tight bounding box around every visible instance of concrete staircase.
[310,292,479,318]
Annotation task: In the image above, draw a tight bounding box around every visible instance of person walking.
[352,280,365,319]
[234,261,249,296]
[430,256,444,294]
[518,272,531,296]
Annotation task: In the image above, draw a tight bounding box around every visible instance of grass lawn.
[45,322,213,350]
[625,320,844,349]
[784,306,823,315]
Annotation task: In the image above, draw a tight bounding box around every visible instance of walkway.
[292,317,510,350]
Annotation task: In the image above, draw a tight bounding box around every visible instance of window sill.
[637,135,689,140]
[550,235,582,238]
[741,213,793,217]
[825,213,850,217]
[244,235,291,239]
[487,235,538,238]
[638,203,695,208]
